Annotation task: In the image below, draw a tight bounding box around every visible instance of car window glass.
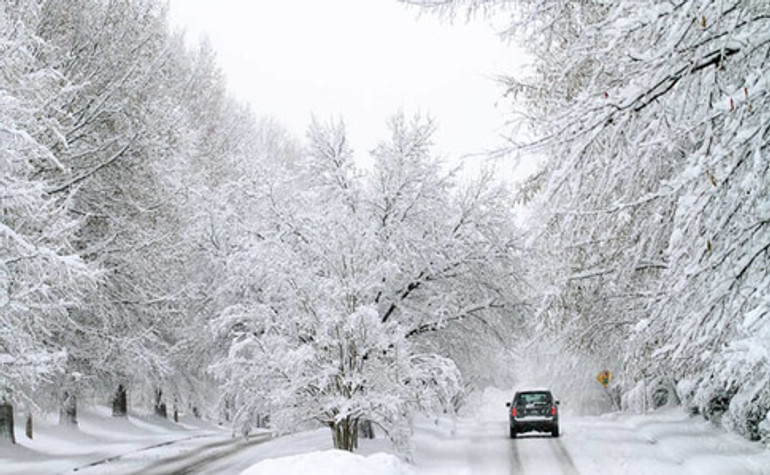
[516,393,551,405]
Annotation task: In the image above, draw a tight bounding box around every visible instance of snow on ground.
[562,409,770,475]
[236,387,770,475]
[0,405,230,474]
[240,450,407,475]
[2,389,770,474]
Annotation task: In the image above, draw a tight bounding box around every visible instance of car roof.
[515,388,553,393]
[514,389,553,397]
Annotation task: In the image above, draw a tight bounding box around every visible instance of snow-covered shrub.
[675,378,701,415]
[700,387,736,425]
[620,378,678,413]
[688,304,770,442]
[759,413,770,446]
[620,381,646,414]
[712,303,770,441]
[650,381,678,409]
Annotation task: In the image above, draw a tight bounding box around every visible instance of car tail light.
[551,405,557,416]
[511,407,517,418]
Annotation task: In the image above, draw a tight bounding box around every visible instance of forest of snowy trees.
[0,0,525,452]
[1,0,769,455]
[414,0,770,444]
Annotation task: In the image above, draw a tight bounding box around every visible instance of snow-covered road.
[405,388,770,475]
[408,415,581,475]
[511,436,580,475]
[4,390,770,474]
[194,389,770,475]
[63,405,770,474]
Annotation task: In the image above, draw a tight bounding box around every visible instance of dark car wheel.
[551,424,560,438]
[510,427,517,439]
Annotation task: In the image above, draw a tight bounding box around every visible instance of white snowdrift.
[240,450,407,475]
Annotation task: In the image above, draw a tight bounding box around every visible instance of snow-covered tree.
[211,114,525,454]
[0,1,98,442]
[412,0,770,441]
[1,0,253,428]
[27,0,190,420]
[3,0,342,439]
[367,115,526,385]
[171,100,304,422]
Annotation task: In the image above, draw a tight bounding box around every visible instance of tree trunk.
[223,398,231,422]
[331,417,359,451]
[256,413,269,429]
[26,413,33,439]
[360,419,374,439]
[154,388,167,418]
[112,384,127,417]
[60,391,78,427]
[0,403,15,444]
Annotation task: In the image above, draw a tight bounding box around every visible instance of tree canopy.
[412,0,770,442]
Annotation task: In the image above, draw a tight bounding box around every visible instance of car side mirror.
[505,402,511,407]
[555,400,560,405]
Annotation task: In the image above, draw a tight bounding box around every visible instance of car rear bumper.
[510,417,558,433]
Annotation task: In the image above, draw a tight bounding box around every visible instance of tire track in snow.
[125,433,271,475]
[70,434,217,472]
[549,438,580,475]
[508,439,524,475]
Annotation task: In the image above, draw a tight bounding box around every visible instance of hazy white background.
[168,0,528,176]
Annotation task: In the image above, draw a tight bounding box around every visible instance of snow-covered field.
[2,388,770,474]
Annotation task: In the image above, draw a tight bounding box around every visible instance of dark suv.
[506,389,559,438]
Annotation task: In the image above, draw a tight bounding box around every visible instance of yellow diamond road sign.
[597,370,612,388]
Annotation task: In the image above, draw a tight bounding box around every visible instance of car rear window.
[516,392,551,405]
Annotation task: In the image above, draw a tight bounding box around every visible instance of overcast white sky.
[168,0,528,175]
